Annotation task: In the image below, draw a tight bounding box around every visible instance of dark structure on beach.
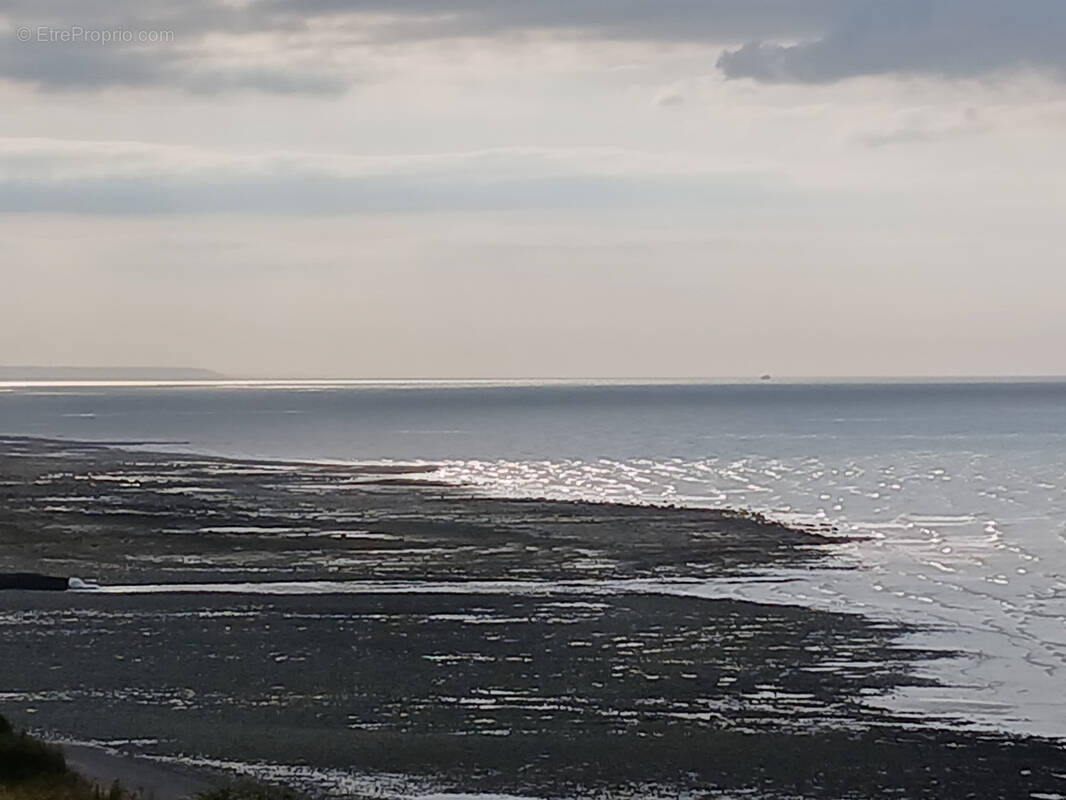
[0,573,68,591]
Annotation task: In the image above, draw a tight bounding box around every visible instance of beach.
[2,435,1066,798]
[60,742,221,800]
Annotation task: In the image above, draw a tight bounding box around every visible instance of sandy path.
[62,743,221,800]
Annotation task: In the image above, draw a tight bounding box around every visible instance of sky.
[2,0,1065,378]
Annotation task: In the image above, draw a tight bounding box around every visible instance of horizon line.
[2,374,1066,389]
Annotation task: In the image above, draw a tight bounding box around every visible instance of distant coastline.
[0,367,224,381]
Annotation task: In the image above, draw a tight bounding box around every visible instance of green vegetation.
[0,715,304,800]
[0,714,67,784]
[0,714,125,800]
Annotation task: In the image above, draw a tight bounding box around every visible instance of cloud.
[652,87,685,108]
[254,0,848,42]
[0,38,345,94]
[852,107,991,148]
[718,0,1066,84]
[3,0,1061,94]
[0,0,348,94]
[0,138,789,214]
[0,0,845,94]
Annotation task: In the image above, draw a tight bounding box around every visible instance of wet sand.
[61,743,221,800]
[1,436,1065,798]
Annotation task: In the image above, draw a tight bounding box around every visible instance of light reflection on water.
[2,379,1066,737]
[426,451,1066,737]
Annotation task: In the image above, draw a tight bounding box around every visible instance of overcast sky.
[2,0,1065,378]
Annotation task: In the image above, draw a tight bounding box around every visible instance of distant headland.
[0,366,225,381]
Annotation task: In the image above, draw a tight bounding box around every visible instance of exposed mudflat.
[1,436,1065,799]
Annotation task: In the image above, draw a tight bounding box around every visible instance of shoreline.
[3,436,1066,798]
[0,434,844,529]
[59,742,222,800]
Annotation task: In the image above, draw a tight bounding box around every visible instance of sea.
[2,377,1064,740]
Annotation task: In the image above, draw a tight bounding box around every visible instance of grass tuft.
[0,714,133,800]
[0,718,67,784]
[1,714,303,800]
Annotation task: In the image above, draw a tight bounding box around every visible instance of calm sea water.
[2,378,1065,737]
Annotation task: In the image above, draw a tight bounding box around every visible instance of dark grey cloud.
[0,0,342,94]
[1,0,1062,94]
[252,0,849,43]
[718,0,1066,83]
[0,36,343,94]
[0,0,848,93]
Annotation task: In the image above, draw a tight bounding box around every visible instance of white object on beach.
[67,577,101,591]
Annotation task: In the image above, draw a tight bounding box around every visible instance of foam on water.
[140,752,705,800]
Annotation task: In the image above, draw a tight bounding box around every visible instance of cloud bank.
[717,0,1066,84]
[2,0,1063,94]
[0,139,787,214]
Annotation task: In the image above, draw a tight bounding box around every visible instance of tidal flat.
[1,436,1065,799]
